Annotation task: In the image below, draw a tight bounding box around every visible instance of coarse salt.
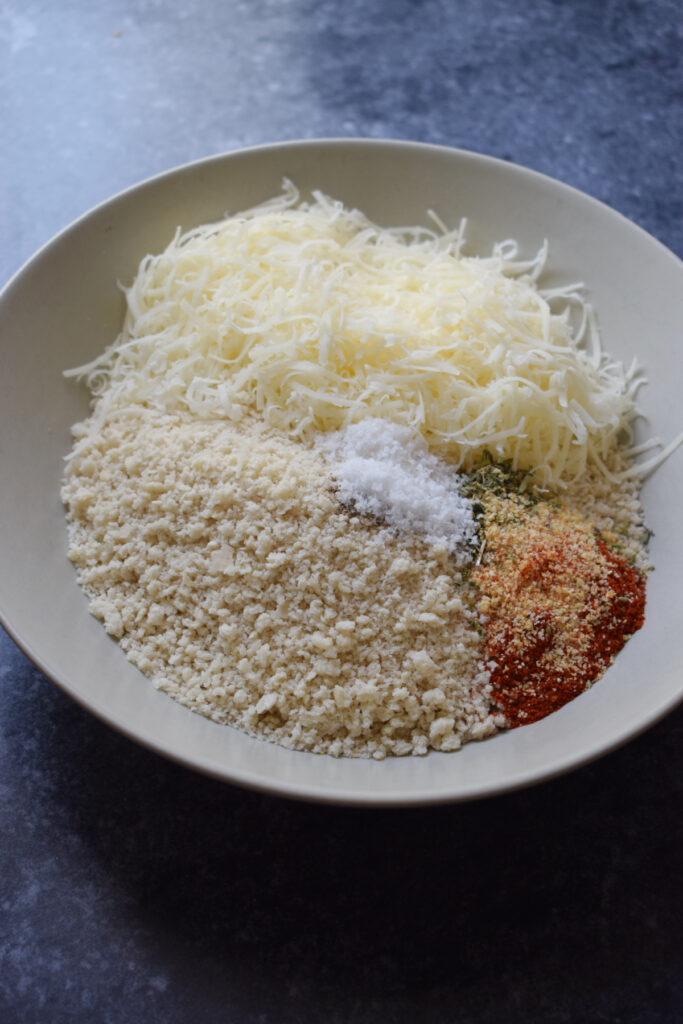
[320,418,477,562]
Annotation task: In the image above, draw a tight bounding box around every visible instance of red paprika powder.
[471,494,646,727]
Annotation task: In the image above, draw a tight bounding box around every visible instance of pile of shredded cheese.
[68,182,648,489]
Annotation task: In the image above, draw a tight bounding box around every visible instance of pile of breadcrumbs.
[62,408,501,758]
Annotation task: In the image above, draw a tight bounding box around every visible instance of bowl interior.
[1,139,682,804]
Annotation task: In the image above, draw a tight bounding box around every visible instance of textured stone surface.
[1,1,682,1021]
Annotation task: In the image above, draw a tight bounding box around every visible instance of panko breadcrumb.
[62,407,502,759]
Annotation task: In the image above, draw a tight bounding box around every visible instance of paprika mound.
[471,492,646,727]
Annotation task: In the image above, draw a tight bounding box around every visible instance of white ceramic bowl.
[2,139,682,805]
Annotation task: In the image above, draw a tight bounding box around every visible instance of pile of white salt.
[320,419,477,562]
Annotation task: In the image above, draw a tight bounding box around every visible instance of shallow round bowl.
[1,139,682,805]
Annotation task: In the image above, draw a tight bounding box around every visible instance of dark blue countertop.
[2,2,682,1021]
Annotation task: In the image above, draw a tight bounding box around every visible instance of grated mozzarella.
[67,181,668,488]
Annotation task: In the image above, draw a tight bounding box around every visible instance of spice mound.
[62,408,500,759]
[472,490,647,726]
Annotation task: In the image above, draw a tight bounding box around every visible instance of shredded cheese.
[67,181,659,488]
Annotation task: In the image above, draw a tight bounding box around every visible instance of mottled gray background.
[1,1,682,1022]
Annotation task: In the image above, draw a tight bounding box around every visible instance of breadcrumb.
[62,407,501,758]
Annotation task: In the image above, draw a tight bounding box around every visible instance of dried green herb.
[461,450,541,506]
